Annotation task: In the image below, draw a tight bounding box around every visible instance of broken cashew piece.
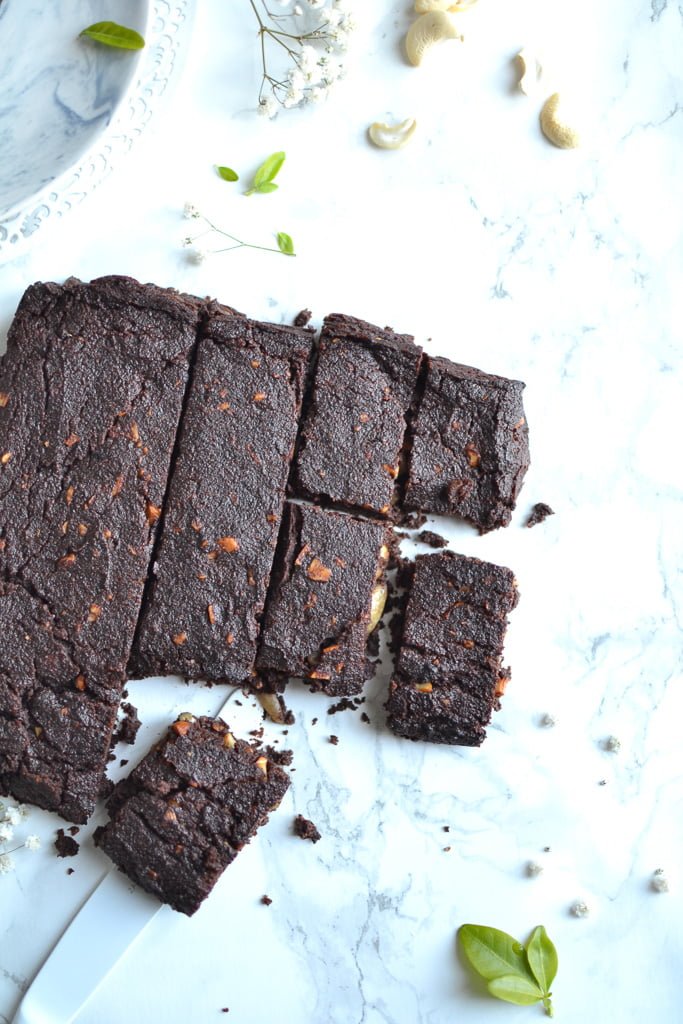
[367,583,388,635]
[517,49,543,97]
[540,92,581,149]
[405,12,463,67]
[368,117,417,150]
[257,691,286,725]
[414,0,478,11]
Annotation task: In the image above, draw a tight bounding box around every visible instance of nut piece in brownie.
[0,276,200,821]
[404,355,529,533]
[256,503,389,696]
[292,313,422,516]
[130,311,313,685]
[385,551,518,745]
[94,715,290,916]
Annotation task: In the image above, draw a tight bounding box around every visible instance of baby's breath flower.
[0,822,15,843]
[24,835,41,851]
[183,202,201,220]
[570,900,590,918]
[0,853,13,874]
[651,869,669,893]
[5,806,21,826]
[186,247,208,266]
[525,860,543,878]
[258,97,279,119]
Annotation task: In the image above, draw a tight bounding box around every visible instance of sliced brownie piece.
[292,313,422,516]
[256,503,389,696]
[386,551,518,745]
[404,356,529,533]
[0,276,200,821]
[130,311,313,685]
[94,715,290,915]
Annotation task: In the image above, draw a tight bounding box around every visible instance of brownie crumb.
[293,309,312,327]
[311,717,318,726]
[221,1009,230,1014]
[293,814,322,843]
[55,830,79,858]
[401,511,427,529]
[328,697,356,715]
[329,734,339,745]
[525,503,555,528]
[265,746,294,767]
[416,529,448,549]
[114,702,141,745]
[67,868,75,876]
[261,894,273,906]
[443,846,452,852]
[360,712,370,724]
[68,826,80,836]
[120,758,129,767]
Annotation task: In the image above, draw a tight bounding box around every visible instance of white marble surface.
[1,1,682,1022]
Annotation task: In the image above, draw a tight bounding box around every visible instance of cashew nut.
[367,583,388,635]
[415,0,478,11]
[257,691,286,724]
[405,12,464,66]
[540,92,581,149]
[516,49,543,97]
[368,117,417,150]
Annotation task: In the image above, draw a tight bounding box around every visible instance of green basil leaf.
[80,22,145,50]
[216,166,239,182]
[526,925,558,994]
[458,925,537,983]
[256,182,278,194]
[488,975,544,1006]
[253,151,286,189]
[277,232,295,256]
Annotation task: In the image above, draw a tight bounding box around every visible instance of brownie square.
[130,311,313,685]
[0,276,200,821]
[404,356,530,532]
[292,313,422,516]
[94,715,290,915]
[256,503,389,696]
[386,552,518,745]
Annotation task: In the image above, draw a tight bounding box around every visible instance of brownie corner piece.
[256,503,389,696]
[292,312,422,516]
[94,715,290,915]
[385,551,518,745]
[405,355,530,533]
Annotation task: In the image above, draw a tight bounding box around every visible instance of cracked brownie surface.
[130,311,313,685]
[292,313,422,516]
[0,276,200,821]
[256,502,389,695]
[404,355,529,532]
[386,551,518,745]
[94,715,290,915]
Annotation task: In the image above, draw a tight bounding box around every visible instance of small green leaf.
[277,232,295,256]
[216,166,239,182]
[80,22,145,50]
[488,975,545,1007]
[255,182,278,194]
[526,925,558,995]
[252,151,286,191]
[458,925,537,983]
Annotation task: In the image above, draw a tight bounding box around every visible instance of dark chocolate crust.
[0,276,200,821]
[256,503,388,695]
[292,313,422,515]
[130,313,313,684]
[404,355,529,533]
[94,715,290,915]
[386,551,518,745]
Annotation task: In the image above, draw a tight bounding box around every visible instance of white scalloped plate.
[0,0,194,263]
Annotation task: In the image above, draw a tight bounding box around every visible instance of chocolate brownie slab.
[0,276,200,821]
[130,312,313,684]
[256,503,389,696]
[94,715,290,915]
[386,551,518,745]
[404,356,529,532]
[292,313,422,516]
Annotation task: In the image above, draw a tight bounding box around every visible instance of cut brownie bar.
[130,311,313,685]
[404,356,529,532]
[0,276,200,821]
[256,503,389,696]
[292,313,422,516]
[94,715,290,915]
[385,551,518,745]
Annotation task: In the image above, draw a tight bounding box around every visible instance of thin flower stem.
[197,216,293,258]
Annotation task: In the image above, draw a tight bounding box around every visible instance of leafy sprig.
[182,205,295,261]
[458,924,558,1017]
[79,22,145,50]
[245,152,286,195]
